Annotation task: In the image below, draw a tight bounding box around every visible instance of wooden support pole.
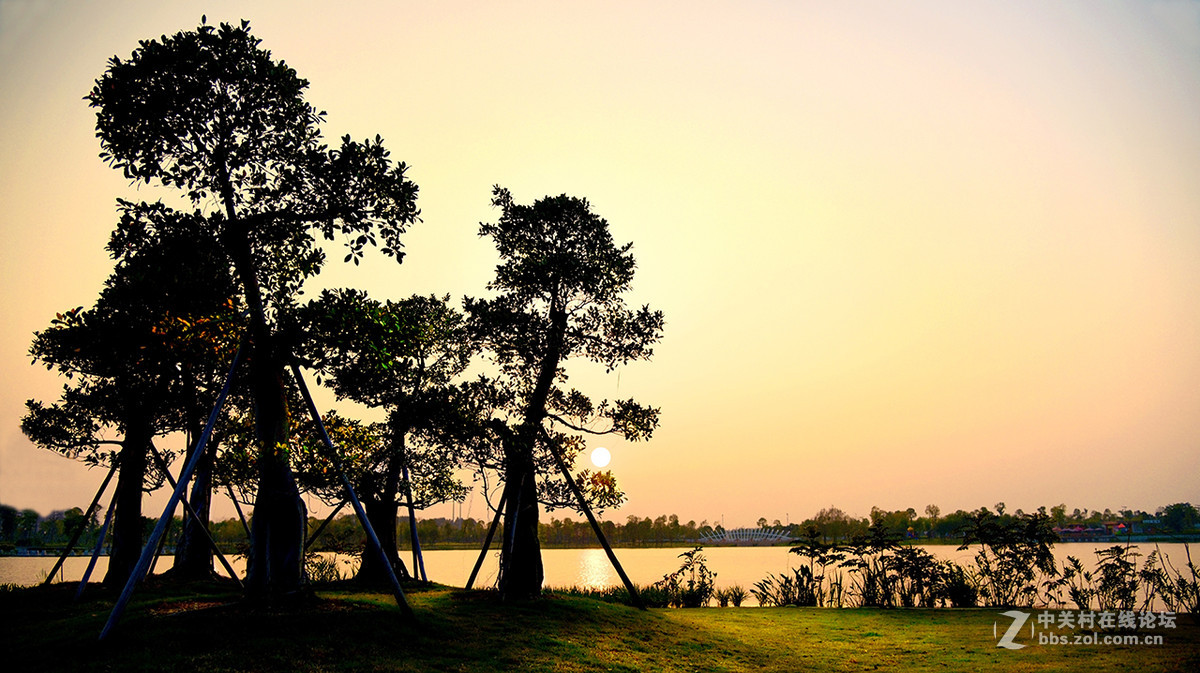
[398,443,427,582]
[148,445,243,587]
[542,430,644,609]
[44,459,119,586]
[75,494,117,600]
[291,363,414,619]
[100,345,243,641]
[149,495,177,575]
[498,473,525,597]
[465,489,506,591]
[304,499,348,551]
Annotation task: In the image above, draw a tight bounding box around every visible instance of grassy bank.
[2,581,1196,672]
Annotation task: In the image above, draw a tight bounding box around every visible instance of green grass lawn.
[2,581,1196,672]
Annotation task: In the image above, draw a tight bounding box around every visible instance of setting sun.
[590,447,611,468]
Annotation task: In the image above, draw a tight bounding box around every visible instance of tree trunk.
[356,494,406,584]
[172,428,214,580]
[499,303,567,599]
[103,416,151,588]
[220,195,307,601]
[356,420,407,585]
[500,438,542,599]
[243,355,307,599]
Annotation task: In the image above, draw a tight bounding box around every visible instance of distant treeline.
[3,501,1196,553]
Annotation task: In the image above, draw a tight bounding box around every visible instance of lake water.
[5,541,1193,608]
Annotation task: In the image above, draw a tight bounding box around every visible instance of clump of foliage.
[752,510,1197,612]
[1050,543,1198,614]
[1093,545,1140,611]
[787,526,849,606]
[653,547,716,608]
[958,509,1058,607]
[940,561,979,608]
[753,520,985,608]
[1140,544,1199,614]
[304,553,354,584]
[714,585,748,607]
[752,568,820,607]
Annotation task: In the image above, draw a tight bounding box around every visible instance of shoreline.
[4,534,1197,557]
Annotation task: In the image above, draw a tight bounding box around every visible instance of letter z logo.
[995,610,1030,650]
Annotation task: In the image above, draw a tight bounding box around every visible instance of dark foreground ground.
[2,580,1196,672]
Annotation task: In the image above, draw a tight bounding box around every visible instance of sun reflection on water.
[576,548,618,591]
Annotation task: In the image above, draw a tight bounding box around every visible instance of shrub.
[1093,545,1138,611]
[305,552,357,583]
[752,568,820,607]
[1140,544,1199,614]
[654,547,716,607]
[714,587,731,607]
[958,510,1057,607]
[726,584,747,607]
[941,562,979,608]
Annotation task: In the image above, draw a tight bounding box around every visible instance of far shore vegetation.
[3,500,1197,555]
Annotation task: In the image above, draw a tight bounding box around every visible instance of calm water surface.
[4,542,1192,608]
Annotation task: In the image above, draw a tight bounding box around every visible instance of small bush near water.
[655,547,717,607]
[304,552,359,584]
[550,547,742,608]
[715,585,748,607]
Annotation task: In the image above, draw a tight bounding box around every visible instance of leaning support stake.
[44,459,119,586]
[498,473,525,597]
[465,490,507,591]
[304,499,347,551]
[100,345,243,641]
[148,444,243,587]
[149,516,175,575]
[398,446,427,582]
[542,429,645,609]
[291,363,414,619]
[76,494,117,600]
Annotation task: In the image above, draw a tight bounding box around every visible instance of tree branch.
[545,413,616,436]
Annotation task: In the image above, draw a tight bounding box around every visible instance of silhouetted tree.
[465,187,663,599]
[295,290,471,585]
[87,18,419,599]
[22,219,238,587]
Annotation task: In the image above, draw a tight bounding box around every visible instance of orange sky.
[1,1,1198,527]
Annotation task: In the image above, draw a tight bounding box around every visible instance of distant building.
[698,527,791,545]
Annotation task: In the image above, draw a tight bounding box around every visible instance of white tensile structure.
[698,527,792,545]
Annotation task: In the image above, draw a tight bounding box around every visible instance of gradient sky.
[1,0,1198,528]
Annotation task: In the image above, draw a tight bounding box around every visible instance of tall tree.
[22,216,238,587]
[295,289,472,585]
[87,19,419,598]
[465,187,663,599]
